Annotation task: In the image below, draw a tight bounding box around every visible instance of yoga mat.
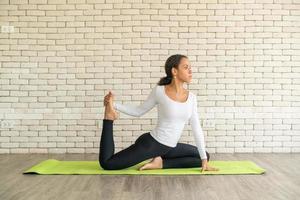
[23,159,266,175]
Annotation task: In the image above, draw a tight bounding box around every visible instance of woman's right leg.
[99,119,172,170]
[161,143,210,169]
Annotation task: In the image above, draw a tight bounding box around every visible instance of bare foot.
[104,92,119,120]
[139,156,163,171]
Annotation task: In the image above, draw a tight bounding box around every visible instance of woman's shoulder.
[188,91,197,101]
[187,89,195,97]
[154,84,164,92]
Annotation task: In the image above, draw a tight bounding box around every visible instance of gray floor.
[0,153,299,200]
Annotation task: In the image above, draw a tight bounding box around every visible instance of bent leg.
[99,119,115,164]
[161,143,201,159]
[101,142,150,170]
[161,143,210,169]
[99,119,171,170]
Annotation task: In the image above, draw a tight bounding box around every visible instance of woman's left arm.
[189,94,207,160]
[189,94,219,172]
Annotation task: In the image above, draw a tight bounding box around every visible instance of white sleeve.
[189,94,207,160]
[112,85,158,117]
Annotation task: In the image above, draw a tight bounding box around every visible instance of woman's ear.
[171,67,177,77]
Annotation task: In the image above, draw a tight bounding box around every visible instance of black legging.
[99,119,210,170]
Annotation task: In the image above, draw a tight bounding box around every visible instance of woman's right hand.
[103,91,114,106]
[103,93,110,106]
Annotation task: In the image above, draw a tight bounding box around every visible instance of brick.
[0,0,299,155]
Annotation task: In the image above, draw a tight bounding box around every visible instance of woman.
[99,54,218,172]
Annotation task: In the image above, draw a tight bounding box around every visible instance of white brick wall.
[0,0,299,154]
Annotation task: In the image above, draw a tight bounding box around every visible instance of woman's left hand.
[201,159,219,172]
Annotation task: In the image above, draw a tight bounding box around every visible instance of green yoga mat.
[23,159,266,175]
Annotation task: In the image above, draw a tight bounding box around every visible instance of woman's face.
[172,57,192,83]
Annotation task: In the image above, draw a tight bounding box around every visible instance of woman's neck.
[168,79,185,94]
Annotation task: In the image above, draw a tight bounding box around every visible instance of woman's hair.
[157,54,188,86]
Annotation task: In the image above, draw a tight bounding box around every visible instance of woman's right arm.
[113,85,158,117]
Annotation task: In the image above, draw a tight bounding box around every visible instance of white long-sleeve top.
[113,84,207,160]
